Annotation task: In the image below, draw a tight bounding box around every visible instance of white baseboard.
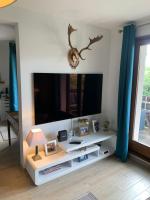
[129,153,150,168]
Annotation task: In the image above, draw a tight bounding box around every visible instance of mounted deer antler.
[79,35,103,60]
[68,24,77,49]
[67,24,103,69]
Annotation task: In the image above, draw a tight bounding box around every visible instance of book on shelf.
[39,164,63,175]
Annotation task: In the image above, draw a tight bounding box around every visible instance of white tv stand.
[26,131,116,185]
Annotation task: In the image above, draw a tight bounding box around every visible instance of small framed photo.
[79,126,89,136]
[92,120,100,133]
[78,118,89,136]
[45,140,57,156]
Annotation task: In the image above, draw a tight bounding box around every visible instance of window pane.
[133,44,150,147]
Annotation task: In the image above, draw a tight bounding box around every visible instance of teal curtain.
[116,24,136,162]
[9,42,19,112]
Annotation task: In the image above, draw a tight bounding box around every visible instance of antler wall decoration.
[68,24,103,69]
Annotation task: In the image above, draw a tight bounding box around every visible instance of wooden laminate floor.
[0,142,149,200]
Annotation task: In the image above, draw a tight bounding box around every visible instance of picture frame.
[92,120,100,133]
[79,126,89,136]
[78,118,89,136]
[45,139,57,156]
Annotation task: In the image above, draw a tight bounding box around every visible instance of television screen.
[33,73,103,125]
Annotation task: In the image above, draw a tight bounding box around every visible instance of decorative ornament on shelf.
[0,0,17,8]
[103,120,110,132]
[68,24,103,69]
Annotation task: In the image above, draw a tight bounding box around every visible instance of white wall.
[0,24,15,41]
[0,7,112,165]
[106,29,122,130]
[0,41,9,88]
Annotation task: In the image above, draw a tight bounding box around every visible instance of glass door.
[130,36,150,161]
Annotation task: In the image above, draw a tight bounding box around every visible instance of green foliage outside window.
[143,67,150,96]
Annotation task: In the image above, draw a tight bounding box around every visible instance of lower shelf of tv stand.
[37,154,110,185]
[26,145,115,185]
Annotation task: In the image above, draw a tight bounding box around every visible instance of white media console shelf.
[26,131,116,185]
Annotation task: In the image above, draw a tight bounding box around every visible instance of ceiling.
[15,0,150,28]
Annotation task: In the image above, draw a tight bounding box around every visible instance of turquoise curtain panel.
[9,42,19,112]
[116,24,136,162]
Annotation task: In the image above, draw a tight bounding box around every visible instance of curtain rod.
[137,21,150,28]
[119,21,150,33]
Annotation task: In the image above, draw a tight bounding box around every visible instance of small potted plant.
[103,120,110,131]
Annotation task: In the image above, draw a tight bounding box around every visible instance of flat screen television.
[33,73,103,125]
